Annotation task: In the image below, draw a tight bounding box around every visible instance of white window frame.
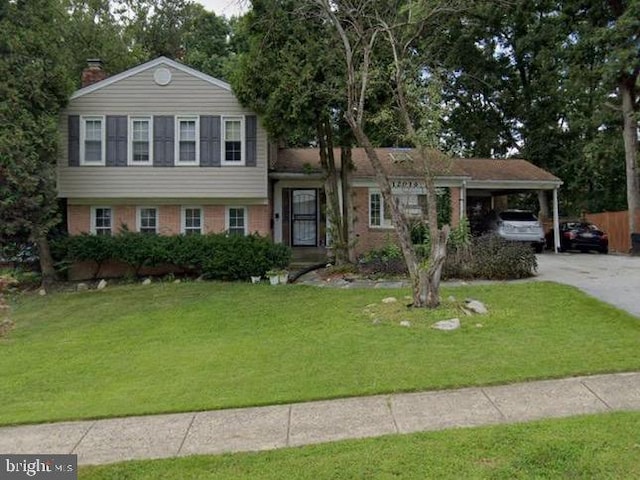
[181,206,203,235]
[174,116,200,166]
[136,206,159,234]
[369,190,393,229]
[221,116,245,166]
[90,206,112,235]
[226,206,248,236]
[128,116,153,166]
[80,115,106,166]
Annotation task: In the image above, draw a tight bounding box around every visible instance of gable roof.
[70,56,231,100]
[272,147,562,185]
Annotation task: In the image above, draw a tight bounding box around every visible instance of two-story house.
[58,57,563,272]
[59,57,269,241]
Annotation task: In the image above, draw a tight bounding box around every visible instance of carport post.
[553,187,560,253]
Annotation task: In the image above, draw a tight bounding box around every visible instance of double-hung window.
[175,116,199,165]
[182,207,202,235]
[226,207,247,236]
[129,117,152,165]
[80,116,105,165]
[222,117,244,165]
[369,190,393,228]
[138,207,158,234]
[91,207,112,235]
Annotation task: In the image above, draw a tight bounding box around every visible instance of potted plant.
[266,270,279,285]
[250,275,262,284]
[278,269,289,284]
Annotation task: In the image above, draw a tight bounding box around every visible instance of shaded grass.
[80,412,640,479]
[2,281,639,425]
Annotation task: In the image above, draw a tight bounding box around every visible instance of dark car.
[546,221,608,253]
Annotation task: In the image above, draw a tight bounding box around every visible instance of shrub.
[57,232,291,281]
[359,241,407,276]
[470,234,537,280]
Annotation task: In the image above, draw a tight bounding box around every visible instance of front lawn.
[80,412,640,479]
[2,281,639,425]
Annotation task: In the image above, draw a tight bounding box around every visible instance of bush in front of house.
[468,234,537,280]
[358,241,407,276]
[359,218,537,280]
[56,232,291,280]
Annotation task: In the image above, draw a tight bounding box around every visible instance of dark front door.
[291,189,318,246]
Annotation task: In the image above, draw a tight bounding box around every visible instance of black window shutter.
[245,115,257,167]
[68,115,80,166]
[200,116,221,167]
[106,116,127,167]
[212,116,221,167]
[153,116,174,167]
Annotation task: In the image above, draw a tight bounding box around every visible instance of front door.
[291,189,317,246]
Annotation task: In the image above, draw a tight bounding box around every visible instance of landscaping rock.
[447,295,456,303]
[475,323,484,328]
[382,297,397,304]
[76,283,89,292]
[400,320,411,328]
[465,299,488,314]
[173,279,181,284]
[432,318,461,331]
[142,278,152,285]
[371,318,382,325]
[365,304,377,309]
[461,307,473,316]
[38,288,47,296]
[97,279,107,290]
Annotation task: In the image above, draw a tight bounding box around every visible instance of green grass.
[2,281,639,425]
[80,412,640,479]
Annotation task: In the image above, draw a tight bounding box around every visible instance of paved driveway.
[535,253,640,317]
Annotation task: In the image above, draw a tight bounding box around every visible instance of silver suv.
[484,210,545,253]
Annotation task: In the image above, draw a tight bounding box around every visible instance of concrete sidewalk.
[1,372,639,466]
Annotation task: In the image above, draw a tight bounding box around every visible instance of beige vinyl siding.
[58,65,268,199]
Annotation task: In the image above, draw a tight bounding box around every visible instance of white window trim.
[225,206,248,236]
[181,206,203,234]
[174,115,200,166]
[136,206,159,234]
[90,206,112,235]
[128,116,153,166]
[369,190,393,229]
[80,115,106,166]
[221,116,245,166]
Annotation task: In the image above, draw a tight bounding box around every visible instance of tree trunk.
[621,76,639,237]
[340,147,357,263]
[318,121,349,265]
[34,234,57,287]
[345,113,426,304]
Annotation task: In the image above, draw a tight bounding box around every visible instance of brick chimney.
[81,59,106,87]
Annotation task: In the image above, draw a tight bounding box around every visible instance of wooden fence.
[584,210,640,253]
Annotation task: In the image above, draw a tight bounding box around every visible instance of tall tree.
[231,0,356,264]
[316,0,463,308]
[0,0,74,284]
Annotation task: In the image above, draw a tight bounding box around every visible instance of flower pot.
[268,275,279,285]
[251,276,261,284]
[278,273,289,284]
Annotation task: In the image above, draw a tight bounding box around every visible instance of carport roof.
[271,148,562,186]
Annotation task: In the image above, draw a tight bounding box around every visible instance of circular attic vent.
[153,67,172,86]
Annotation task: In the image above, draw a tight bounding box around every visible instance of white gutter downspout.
[553,187,560,253]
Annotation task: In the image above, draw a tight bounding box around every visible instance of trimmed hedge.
[55,232,291,280]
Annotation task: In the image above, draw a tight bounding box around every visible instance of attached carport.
[456,159,564,253]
